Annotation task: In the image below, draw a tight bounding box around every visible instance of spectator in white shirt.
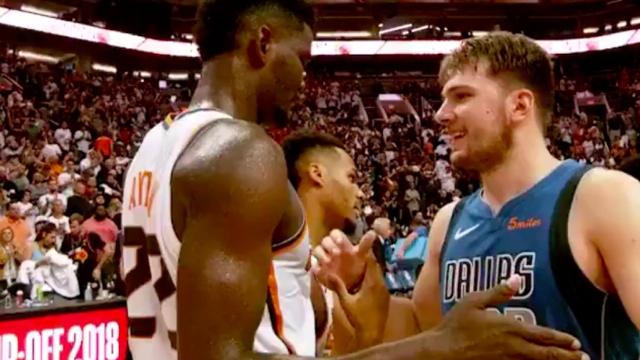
[41,139,62,161]
[54,121,72,152]
[404,183,421,217]
[38,179,67,216]
[47,199,70,249]
[74,128,92,155]
[79,150,102,177]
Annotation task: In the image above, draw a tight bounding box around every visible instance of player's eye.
[455,92,471,101]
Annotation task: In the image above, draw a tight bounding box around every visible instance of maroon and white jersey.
[123,108,315,359]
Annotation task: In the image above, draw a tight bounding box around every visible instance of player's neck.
[190,57,258,123]
[299,191,330,247]
[480,138,560,215]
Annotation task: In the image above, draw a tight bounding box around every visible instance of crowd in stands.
[0,48,639,295]
[279,69,640,236]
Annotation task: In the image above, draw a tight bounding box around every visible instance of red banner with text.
[0,307,128,360]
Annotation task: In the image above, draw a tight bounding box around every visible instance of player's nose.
[435,101,454,125]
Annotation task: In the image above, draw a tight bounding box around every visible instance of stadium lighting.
[583,27,599,34]
[472,31,488,37]
[92,63,117,74]
[168,73,189,81]
[19,5,58,18]
[16,51,59,63]
[134,71,151,78]
[632,17,640,26]
[316,31,372,38]
[183,33,194,41]
[444,31,462,37]
[604,24,613,31]
[401,30,409,35]
[379,23,412,35]
[618,21,628,28]
[411,25,431,33]
[195,73,201,80]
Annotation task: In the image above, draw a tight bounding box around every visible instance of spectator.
[0,202,32,262]
[60,213,85,255]
[37,178,66,216]
[371,217,394,272]
[94,131,113,158]
[65,182,92,218]
[47,199,70,248]
[81,205,118,245]
[29,222,57,262]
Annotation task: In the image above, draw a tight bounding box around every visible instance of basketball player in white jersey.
[122,0,589,358]
[282,130,372,354]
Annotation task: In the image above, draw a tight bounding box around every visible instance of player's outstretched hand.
[326,253,390,348]
[432,275,589,360]
[311,230,376,292]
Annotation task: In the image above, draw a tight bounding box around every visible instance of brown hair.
[439,31,555,126]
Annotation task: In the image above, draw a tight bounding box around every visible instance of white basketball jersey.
[123,108,316,359]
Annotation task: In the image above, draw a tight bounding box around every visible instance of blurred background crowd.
[0,41,639,293]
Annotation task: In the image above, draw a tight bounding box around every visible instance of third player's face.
[324,150,363,228]
[436,64,514,172]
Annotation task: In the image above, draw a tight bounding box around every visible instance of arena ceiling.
[3,0,640,40]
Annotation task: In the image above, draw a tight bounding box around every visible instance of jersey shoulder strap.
[550,165,640,359]
[438,196,470,279]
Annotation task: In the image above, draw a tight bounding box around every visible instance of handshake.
[310,230,588,360]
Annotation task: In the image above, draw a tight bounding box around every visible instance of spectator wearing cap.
[0,201,32,262]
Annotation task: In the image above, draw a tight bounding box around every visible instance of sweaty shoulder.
[170,118,288,237]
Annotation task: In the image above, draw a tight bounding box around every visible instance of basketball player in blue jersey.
[281,131,587,359]
[313,31,640,360]
[127,0,590,354]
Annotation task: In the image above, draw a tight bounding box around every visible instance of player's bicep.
[174,127,289,358]
[412,201,457,330]
[582,170,640,329]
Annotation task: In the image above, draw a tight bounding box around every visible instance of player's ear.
[507,88,534,126]
[308,163,325,187]
[247,25,273,69]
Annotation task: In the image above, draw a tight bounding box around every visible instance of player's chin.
[450,151,475,170]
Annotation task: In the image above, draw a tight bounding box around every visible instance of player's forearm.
[336,331,446,360]
[383,297,421,340]
[249,331,446,360]
[332,295,420,355]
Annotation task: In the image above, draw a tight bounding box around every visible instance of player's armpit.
[412,200,458,331]
[172,121,291,359]
[578,168,640,329]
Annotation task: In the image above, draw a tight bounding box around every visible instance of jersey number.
[488,307,537,325]
[124,227,177,349]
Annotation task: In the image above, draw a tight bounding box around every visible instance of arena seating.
[0,49,639,293]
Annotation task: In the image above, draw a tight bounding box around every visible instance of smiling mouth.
[451,130,467,140]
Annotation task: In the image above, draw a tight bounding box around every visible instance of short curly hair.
[194,0,314,62]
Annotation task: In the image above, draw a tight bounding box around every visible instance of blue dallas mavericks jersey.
[440,160,639,359]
